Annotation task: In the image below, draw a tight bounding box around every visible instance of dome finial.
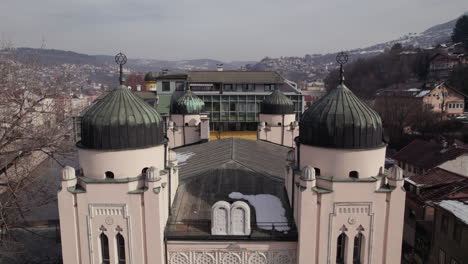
[115,52,127,85]
[336,51,348,85]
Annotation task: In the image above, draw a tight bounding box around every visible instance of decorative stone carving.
[170,252,189,264]
[230,201,251,236]
[61,166,76,180]
[146,166,160,181]
[222,252,241,264]
[274,252,293,264]
[286,150,295,163]
[168,249,295,264]
[248,252,267,264]
[388,165,403,181]
[211,201,231,235]
[196,253,215,264]
[301,165,315,181]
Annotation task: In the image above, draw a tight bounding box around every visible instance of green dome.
[171,90,205,114]
[299,83,383,149]
[261,90,294,114]
[79,86,165,150]
[144,72,159,82]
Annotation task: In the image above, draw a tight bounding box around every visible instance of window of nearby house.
[224,84,235,91]
[242,84,254,92]
[438,249,446,264]
[175,81,185,91]
[453,221,462,244]
[441,214,448,233]
[162,81,170,92]
[264,84,275,91]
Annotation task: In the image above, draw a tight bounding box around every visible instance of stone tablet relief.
[211,201,231,235]
[230,201,251,236]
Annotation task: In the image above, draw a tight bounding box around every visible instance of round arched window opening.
[277,122,282,126]
[349,171,359,179]
[185,123,189,126]
[314,168,321,176]
[142,167,149,176]
[105,171,114,179]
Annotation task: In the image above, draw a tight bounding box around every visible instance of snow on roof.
[176,151,195,166]
[229,192,290,231]
[438,200,468,225]
[405,178,425,187]
[416,90,431,97]
[406,88,422,92]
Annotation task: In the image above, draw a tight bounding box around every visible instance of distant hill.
[4,48,255,72]
[248,12,467,83]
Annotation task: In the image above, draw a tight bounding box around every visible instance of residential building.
[150,71,303,135]
[430,199,468,264]
[403,168,468,263]
[375,82,466,117]
[393,138,468,177]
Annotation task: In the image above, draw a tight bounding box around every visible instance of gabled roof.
[167,139,296,240]
[176,138,290,181]
[393,139,468,170]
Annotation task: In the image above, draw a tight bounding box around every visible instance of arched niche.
[211,201,230,235]
[230,201,251,235]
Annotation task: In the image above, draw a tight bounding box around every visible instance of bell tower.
[287,52,405,264]
[167,90,209,148]
[258,89,298,147]
[58,53,176,264]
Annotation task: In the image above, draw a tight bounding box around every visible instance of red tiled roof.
[419,179,468,201]
[407,168,466,188]
[393,139,468,170]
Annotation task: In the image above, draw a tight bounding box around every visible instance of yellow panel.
[210,131,257,141]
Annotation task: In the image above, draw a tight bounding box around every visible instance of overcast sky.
[1,0,467,61]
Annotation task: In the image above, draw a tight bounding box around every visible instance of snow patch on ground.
[176,151,194,165]
[229,192,290,231]
[438,200,468,225]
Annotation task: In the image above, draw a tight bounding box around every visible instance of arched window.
[142,167,149,177]
[336,233,347,264]
[314,168,321,176]
[116,233,126,264]
[100,233,110,264]
[185,123,189,126]
[105,171,114,179]
[277,122,282,126]
[379,167,384,175]
[353,233,365,264]
[349,171,359,178]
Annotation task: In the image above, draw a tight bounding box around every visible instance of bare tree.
[0,44,75,262]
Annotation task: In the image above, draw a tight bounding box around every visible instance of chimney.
[217,64,224,72]
[136,84,141,91]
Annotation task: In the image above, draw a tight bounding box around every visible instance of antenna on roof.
[336,51,348,85]
[115,52,127,85]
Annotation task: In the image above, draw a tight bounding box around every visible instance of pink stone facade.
[167,114,210,148]
[258,113,299,147]
[286,144,405,264]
